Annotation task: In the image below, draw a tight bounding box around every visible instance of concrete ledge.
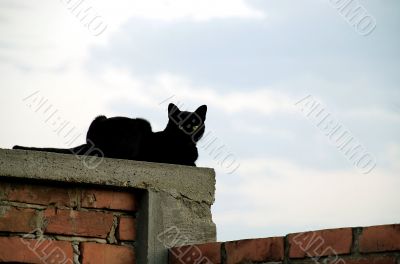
[0,148,215,205]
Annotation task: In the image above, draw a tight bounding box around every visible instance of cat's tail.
[13,144,89,155]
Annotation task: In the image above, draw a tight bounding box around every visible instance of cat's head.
[167,103,207,143]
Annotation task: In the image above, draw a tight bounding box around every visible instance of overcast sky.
[1,0,399,241]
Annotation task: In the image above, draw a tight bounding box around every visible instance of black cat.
[13,103,207,166]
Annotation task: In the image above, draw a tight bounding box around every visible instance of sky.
[0,0,399,241]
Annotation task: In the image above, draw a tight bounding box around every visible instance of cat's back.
[89,115,151,134]
[87,115,152,159]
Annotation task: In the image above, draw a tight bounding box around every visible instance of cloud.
[147,73,297,115]
[347,107,400,123]
[213,156,400,240]
[0,0,108,70]
[103,0,265,22]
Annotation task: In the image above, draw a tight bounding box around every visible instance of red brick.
[0,206,39,233]
[334,256,397,264]
[118,216,136,241]
[0,236,73,263]
[300,255,397,264]
[225,237,283,264]
[170,242,221,264]
[81,188,138,211]
[288,228,352,258]
[359,224,400,253]
[81,242,135,264]
[44,208,114,238]
[0,182,78,207]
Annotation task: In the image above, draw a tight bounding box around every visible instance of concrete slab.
[0,148,215,205]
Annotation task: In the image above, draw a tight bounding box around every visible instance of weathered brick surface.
[0,182,78,207]
[0,182,137,211]
[225,237,284,264]
[81,188,138,212]
[359,224,400,253]
[288,228,352,258]
[118,216,136,241]
[0,206,39,233]
[0,236,73,263]
[299,255,397,264]
[169,242,221,264]
[81,242,135,264]
[44,208,114,238]
[336,256,397,264]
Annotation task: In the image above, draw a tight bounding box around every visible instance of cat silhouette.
[13,103,207,166]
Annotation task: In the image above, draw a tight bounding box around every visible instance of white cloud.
[148,73,298,115]
[0,0,265,72]
[97,0,265,22]
[213,157,400,240]
[0,0,103,68]
[110,69,298,116]
[347,107,400,123]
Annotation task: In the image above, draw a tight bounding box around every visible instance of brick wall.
[169,224,400,264]
[0,179,138,264]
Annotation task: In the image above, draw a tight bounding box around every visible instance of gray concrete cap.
[0,148,215,205]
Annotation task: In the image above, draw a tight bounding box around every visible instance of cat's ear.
[195,105,207,121]
[168,103,180,117]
